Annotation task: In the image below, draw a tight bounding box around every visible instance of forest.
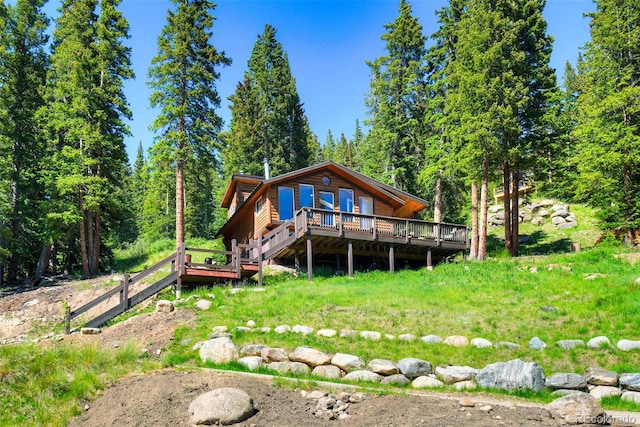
[1,0,639,286]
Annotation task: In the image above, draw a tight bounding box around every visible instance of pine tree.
[0,0,49,282]
[574,0,640,243]
[365,0,428,195]
[148,0,231,246]
[223,24,312,180]
[40,0,133,277]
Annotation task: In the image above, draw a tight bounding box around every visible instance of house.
[216,161,468,280]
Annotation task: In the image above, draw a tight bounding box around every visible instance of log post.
[348,239,354,278]
[64,303,71,334]
[389,244,395,273]
[306,235,313,282]
[427,248,433,271]
[122,273,130,311]
[257,238,263,287]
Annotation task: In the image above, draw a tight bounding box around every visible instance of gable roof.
[216,161,429,238]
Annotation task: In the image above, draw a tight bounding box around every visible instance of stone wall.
[489,199,578,229]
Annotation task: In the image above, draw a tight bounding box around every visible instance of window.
[299,184,314,208]
[278,187,294,220]
[359,196,374,230]
[255,197,263,214]
[318,191,335,227]
[339,188,354,213]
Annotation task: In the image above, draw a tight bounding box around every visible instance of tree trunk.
[511,168,520,256]
[176,157,185,245]
[433,175,443,223]
[34,243,52,283]
[87,209,95,275]
[470,181,479,260]
[78,190,90,279]
[90,209,101,277]
[478,157,489,261]
[503,162,512,255]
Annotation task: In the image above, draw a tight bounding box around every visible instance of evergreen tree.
[365,0,428,195]
[40,0,133,277]
[574,0,640,244]
[0,0,49,283]
[321,129,336,163]
[350,119,365,171]
[148,0,231,246]
[223,24,312,180]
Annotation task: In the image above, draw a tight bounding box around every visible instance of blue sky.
[39,0,595,162]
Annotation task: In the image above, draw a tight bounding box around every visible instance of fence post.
[121,273,130,311]
[64,303,71,334]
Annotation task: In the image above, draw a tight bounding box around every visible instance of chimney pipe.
[264,157,270,180]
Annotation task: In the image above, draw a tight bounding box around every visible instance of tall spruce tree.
[222,24,312,180]
[148,0,231,246]
[0,0,49,283]
[365,0,428,196]
[574,0,640,244]
[41,0,133,278]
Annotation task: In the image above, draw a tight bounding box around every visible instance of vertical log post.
[234,239,242,279]
[426,248,433,271]
[306,235,313,282]
[64,303,71,334]
[121,273,130,311]
[389,244,395,273]
[257,238,263,287]
[348,239,354,278]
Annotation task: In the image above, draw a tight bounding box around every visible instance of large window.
[359,196,374,230]
[318,191,335,227]
[339,188,354,213]
[278,186,294,220]
[299,184,314,208]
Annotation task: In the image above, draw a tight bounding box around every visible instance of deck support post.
[336,253,341,272]
[294,250,300,272]
[176,244,184,299]
[347,240,354,278]
[389,244,395,273]
[257,238,263,287]
[234,239,242,279]
[426,248,433,271]
[306,235,313,282]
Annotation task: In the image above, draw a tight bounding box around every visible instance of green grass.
[0,342,158,427]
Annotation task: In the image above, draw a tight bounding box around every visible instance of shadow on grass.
[487,230,573,256]
[113,253,149,273]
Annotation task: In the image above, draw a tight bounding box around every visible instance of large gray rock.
[273,324,291,334]
[584,367,618,386]
[155,300,174,313]
[237,356,263,371]
[548,392,606,425]
[381,374,410,386]
[290,362,312,375]
[239,344,267,357]
[412,376,444,388]
[312,365,342,379]
[359,330,381,341]
[529,336,547,350]
[435,365,479,384]
[289,346,331,367]
[397,357,433,379]
[420,335,442,344]
[367,359,398,376]
[195,299,212,311]
[199,337,239,364]
[331,353,364,372]
[261,347,289,363]
[292,324,314,335]
[266,361,291,374]
[188,388,254,425]
[586,336,612,349]
[443,335,469,347]
[470,338,492,348]
[545,373,587,390]
[343,370,382,383]
[617,339,640,351]
[621,391,640,404]
[620,373,640,391]
[476,359,545,392]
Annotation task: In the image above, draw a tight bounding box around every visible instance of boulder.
[155,300,174,313]
[621,391,640,404]
[397,357,433,379]
[289,346,331,367]
[454,380,477,391]
[239,344,267,357]
[398,333,415,341]
[476,359,545,392]
[260,347,289,363]
[435,365,479,384]
[620,373,640,391]
[381,374,410,386]
[617,339,640,351]
[367,359,399,376]
[312,365,343,379]
[494,341,520,349]
[584,367,618,386]
[188,388,254,425]
[195,299,212,311]
[199,337,239,364]
[545,373,587,390]
[586,336,612,349]
[556,339,585,350]
[420,335,442,344]
[317,328,337,338]
[331,353,365,372]
[558,221,578,229]
[343,370,382,383]
[548,392,606,425]
[290,362,312,375]
[443,335,469,347]
[412,376,445,388]
[237,356,263,371]
[589,386,622,400]
[246,320,256,328]
[529,336,547,350]
[266,361,291,374]
[359,330,381,341]
[470,338,492,348]
[292,324,314,335]
[274,325,291,334]
[339,329,357,338]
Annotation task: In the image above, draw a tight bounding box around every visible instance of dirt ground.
[0,278,636,426]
